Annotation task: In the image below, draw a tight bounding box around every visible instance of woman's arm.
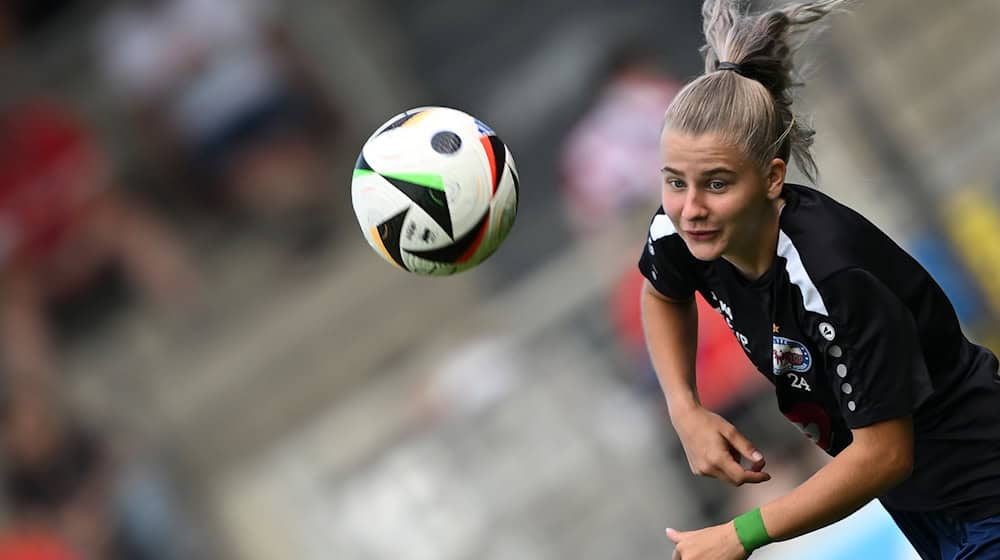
[642,280,770,486]
[640,279,699,414]
[668,416,914,559]
[761,416,914,540]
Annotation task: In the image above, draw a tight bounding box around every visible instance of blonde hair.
[664,0,852,183]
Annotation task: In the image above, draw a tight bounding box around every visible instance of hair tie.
[716,61,745,75]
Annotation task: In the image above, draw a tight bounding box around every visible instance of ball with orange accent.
[351,107,518,275]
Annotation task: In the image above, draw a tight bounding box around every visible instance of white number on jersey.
[787,373,812,392]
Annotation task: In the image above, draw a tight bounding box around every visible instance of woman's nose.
[681,188,708,221]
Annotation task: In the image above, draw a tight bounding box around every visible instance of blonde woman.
[639,1,1000,558]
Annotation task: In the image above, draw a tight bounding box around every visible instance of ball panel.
[379,172,454,238]
[481,162,518,260]
[506,153,520,200]
[375,111,419,136]
[351,172,411,225]
[355,152,374,172]
[400,252,468,276]
[373,107,434,138]
[371,207,410,270]
[407,210,490,264]
[481,135,507,195]
[398,205,452,252]
[351,171,412,265]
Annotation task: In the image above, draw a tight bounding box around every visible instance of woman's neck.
[724,198,786,281]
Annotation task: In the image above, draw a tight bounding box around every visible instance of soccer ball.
[351,106,519,275]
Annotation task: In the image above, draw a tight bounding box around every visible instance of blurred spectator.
[0,401,204,559]
[0,99,197,391]
[0,413,114,558]
[95,0,342,248]
[0,0,81,49]
[559,41,680,235]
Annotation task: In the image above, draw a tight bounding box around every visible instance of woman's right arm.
[641,280,770,486]
[640,279,700,414]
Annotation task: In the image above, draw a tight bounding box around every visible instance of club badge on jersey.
[773,336,813,375]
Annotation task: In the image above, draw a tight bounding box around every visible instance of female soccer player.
[639,1,1000,558]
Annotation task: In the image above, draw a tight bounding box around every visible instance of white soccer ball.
[351,106,519,275]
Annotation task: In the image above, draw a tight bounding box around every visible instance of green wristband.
[733,508,771,553]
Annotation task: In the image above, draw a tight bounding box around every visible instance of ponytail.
[665,0,852,183]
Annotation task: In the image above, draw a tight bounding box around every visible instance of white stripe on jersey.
[778,230,829,316]
[650,214,677,240]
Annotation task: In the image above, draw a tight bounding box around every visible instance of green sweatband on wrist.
[733,508,771,553]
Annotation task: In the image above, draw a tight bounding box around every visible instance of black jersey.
[638,183,1000,521]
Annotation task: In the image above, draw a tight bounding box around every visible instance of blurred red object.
[0,100,105,267]
[611,266,764,411]
[0,530,79,560]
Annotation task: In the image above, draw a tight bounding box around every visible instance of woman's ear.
[766,158,786,200]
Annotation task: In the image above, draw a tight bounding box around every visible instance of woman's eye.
[707,180,727,191]
[666,179,685,189]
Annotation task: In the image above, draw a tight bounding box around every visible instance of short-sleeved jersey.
[638,183,1000,521]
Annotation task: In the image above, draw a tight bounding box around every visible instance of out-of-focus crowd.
[0,0,345,557]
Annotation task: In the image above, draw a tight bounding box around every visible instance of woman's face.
[659,130,784,262]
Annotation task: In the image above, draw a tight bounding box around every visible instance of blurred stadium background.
[0,0,997,558]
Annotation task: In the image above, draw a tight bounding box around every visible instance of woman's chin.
[685,242,724,261]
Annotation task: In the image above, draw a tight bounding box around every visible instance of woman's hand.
[667,524,749,560]
[670,403,770,486]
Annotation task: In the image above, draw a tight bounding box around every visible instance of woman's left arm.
[668,416,913,559]
[761,416,913,539]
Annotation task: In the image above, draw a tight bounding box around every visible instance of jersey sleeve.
[637,208,698,301]
[819,268,934,429]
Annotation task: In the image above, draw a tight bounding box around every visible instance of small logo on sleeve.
[773,336,812,374]
[819,322,836,341]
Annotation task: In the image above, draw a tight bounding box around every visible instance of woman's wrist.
[666,392,701,420]
[733,508,772,553]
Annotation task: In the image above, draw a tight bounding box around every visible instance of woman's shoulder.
[779,183,917,285]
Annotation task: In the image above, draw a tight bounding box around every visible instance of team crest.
[773,336,812,374]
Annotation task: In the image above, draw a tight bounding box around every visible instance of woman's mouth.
[684,229,719,242]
